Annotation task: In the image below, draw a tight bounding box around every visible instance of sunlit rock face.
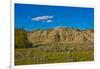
[27,28,94,45]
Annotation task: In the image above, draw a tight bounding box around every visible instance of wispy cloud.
[54,25,62,29]
[47,20,53,23]
[53,25,67,29]
[32,16,54,23]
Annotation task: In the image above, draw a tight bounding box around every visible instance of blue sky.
[15,3,94,31]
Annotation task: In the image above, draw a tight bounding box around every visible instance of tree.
[15,29,32,48]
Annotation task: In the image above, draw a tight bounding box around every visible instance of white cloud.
[53,25,66,29]
[54,25,63,29]
[47,20,53,23]
[32,16,54,23]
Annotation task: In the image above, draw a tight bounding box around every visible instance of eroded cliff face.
[27,28,94,45]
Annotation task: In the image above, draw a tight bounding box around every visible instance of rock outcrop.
[27,28,94,45]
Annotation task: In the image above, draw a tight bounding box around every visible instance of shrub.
[15,29,32,48]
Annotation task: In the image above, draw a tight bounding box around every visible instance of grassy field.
[15,48,94,65]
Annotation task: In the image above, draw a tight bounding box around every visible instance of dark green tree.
[15,29,32,48]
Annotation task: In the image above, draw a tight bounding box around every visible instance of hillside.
[27,28,94,45]
[15,3,94,65]
[15,28,94,65]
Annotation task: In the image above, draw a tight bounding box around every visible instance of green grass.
[15,48,94,65]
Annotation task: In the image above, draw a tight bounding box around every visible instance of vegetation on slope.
[15,29,32,48]
[15,28,94,65]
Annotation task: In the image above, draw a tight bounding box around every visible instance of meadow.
[15,45,94,65]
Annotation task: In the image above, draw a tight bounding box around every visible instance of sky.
[15,3,94,31]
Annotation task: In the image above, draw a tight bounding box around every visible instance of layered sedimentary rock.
[27,28,94,45]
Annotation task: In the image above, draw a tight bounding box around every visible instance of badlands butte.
[26,28,94,51]
[28,28,93,44]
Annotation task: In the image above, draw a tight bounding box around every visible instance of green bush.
[15,29,32,48]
